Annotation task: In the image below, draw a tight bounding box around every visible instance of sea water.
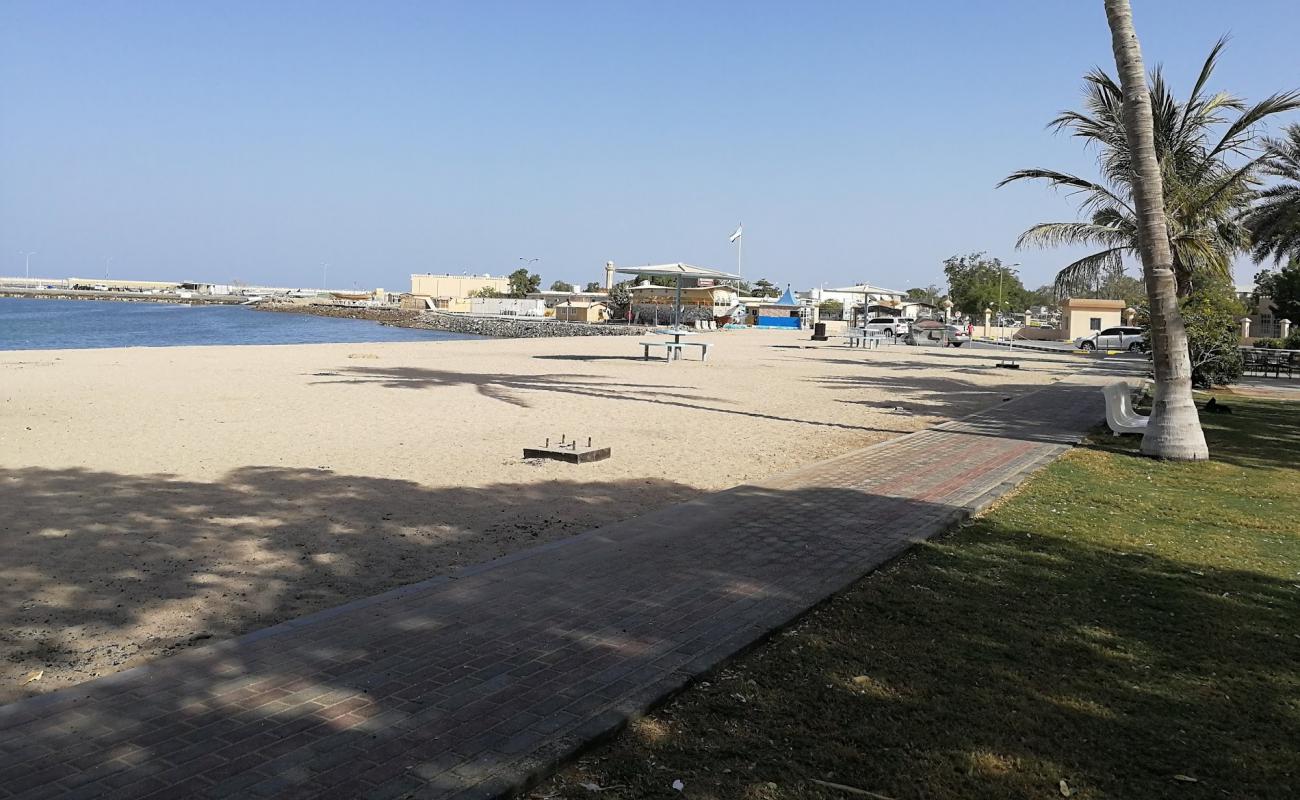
[0,297,479,350]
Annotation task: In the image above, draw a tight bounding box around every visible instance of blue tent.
[774,286,798,306]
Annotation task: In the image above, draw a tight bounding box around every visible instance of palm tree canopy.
[1245,124,1300,265]
[1000,39,1300,298]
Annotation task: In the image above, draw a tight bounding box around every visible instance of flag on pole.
[728,224,743,243]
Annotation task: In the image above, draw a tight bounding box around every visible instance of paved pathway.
[0,382,1105,800]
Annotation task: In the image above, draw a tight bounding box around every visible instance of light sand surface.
[1,329,1089,701]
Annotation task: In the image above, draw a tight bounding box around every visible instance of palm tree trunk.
[1104,0,1208,460]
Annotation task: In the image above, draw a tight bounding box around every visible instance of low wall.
[979,325,1065,341]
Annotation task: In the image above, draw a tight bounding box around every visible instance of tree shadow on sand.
[311,365,910,432]
[0,466,698,704]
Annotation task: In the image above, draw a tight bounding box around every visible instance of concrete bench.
[1102,381,1149,436]
[641,341,682,361]
[678,341,713,362]
[838,333,881,349]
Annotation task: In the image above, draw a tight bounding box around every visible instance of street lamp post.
[20,251,36,280]
[996,262,1021,331]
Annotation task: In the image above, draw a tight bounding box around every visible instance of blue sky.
[2,1,1297,292]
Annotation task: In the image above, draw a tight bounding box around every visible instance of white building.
[804,283,908,308]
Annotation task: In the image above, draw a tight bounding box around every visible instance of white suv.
[863,317,912,337]
[1075,326,1147,351]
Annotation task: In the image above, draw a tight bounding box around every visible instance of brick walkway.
[0,382,1104,800]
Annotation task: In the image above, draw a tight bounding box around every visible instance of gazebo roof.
[614,263,741,280]
[774,287,799,306]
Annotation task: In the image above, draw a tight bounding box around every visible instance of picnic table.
[840,328,889,348]
[641,328,713,362]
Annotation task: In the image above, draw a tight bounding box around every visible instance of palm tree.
[1101,0,1207,461]
[999,39,1300,298]
[1245,124,1300,264]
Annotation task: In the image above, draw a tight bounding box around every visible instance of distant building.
[409,273,510,312]
[1237,285,1281,338]
[1060,298,1126,340]
[554,300,609,323]
[626,281,739,313]
[526,290,608,309]
[752,287,804,328]
[68,277,181,293]
[804,283,911,325]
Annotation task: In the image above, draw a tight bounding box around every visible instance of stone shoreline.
[256,302,651,338]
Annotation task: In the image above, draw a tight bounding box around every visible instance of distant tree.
[817,300,844,319]
[1025,284,1057,308]
[905,285,944,305]
[606,281,634,318]
[507,268,541,297]
[1253,259,1300,323]
[1099,274,1147,307]
[583,281,603,292]
[942,252,1028,316]
[549,280,575,292]
[750,278,780,298]
[468,285,503,299]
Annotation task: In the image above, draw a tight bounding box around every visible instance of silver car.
[1075,326,1147,351]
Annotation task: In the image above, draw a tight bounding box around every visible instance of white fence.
[468,298,547,317]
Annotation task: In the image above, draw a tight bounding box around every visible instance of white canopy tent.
[614,263,742,329]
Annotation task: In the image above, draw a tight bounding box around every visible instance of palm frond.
[997,168,1134,215]
[1206,90,1300,161]
[1053,248,1128,299]
[1014,222,1130,250]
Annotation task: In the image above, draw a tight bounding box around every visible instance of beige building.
[1060,298,1126,340]
[626,281,739,309]
[554,300,609,323]
[409,273,509,312]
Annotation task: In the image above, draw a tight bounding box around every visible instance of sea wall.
[255,302,651,338]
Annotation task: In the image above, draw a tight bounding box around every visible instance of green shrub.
[1286,330,1300,350]
[1254,338,1281,349]
[1143,285,1243,388]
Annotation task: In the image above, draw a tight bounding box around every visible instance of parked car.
[904,321,969,347]
[1075,326,1147,351]
[863,317,912,337]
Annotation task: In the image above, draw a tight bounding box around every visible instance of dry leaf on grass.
[21,670,43,684]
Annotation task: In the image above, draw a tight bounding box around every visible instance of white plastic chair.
[1102,382,1149,436]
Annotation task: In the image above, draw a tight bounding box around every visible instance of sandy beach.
[0,329,1089,701]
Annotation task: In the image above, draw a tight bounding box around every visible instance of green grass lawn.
[535,395,1300,800]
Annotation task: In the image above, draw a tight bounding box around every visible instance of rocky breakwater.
[405,311,652,338]
[255,301,652,338]
[256,301,421,325]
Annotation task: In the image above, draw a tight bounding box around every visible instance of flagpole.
[737,223,742,277]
